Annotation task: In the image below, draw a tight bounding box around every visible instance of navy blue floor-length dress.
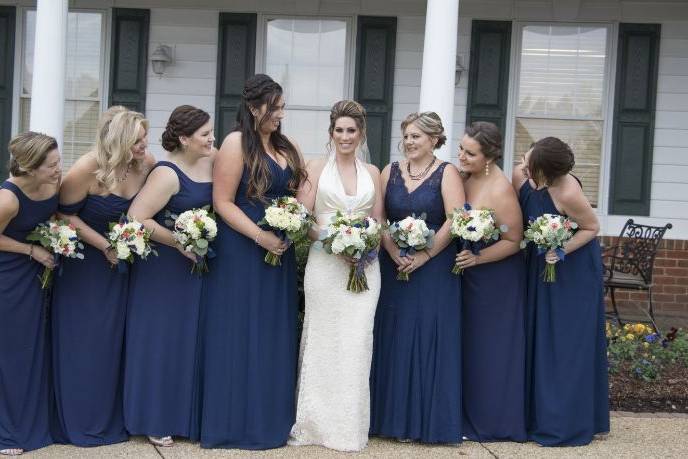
[461,238,527,442]
[124,161,211,438]
[197,157,297,449]
[370,162,462,444]
[519,180,609,446]
[0,181,56,453]
[51,193,133,446]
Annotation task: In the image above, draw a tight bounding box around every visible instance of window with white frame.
[513,25,609,207]
[19,9,106,170]
[264,17,350,157]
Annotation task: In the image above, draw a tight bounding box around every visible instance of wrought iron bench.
[604,219,672,333]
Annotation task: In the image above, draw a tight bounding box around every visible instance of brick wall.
[600,237,688,319]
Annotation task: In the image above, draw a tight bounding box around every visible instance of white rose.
[116,242,131,259]
[331,236,347,254]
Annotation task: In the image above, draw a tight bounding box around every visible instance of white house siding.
[3,0,688,237]
[645,21,688,239]
[454,0,688,238]
[390,15,470,165]
[145,9,218,159]
[135,0,434,163]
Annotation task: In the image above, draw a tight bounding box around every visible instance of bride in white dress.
[290,100,383,452]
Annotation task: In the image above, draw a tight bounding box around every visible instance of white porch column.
[30,0,68,148]
[419,0,460,160]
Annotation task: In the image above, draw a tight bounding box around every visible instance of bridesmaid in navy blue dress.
[455,122,526,442]
[51,109,156,446]
[124,106,214,447]
[370,112,464,443]
[198,74,306,449]
[0,133,60,456]
[513,137,609,446]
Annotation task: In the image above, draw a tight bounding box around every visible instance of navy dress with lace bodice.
[370,162,462,443]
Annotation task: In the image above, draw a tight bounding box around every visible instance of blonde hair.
[399,111,447,154]
[94,109,149,190]
[8,131,58,176]
[97,105,128,135]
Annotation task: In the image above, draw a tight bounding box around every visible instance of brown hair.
[400,112,447,153]
[528,136,575,186]
[8,131,58,176]
[327,100,367,151]
[464,121,502,161]
[234,74,306,201]
[161,105,211,152]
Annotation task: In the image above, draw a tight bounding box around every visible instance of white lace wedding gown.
[289,156,381,452]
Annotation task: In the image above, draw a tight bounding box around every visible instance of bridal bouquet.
[166,206,218,274]
[27,218,84,288]
[388,214,435,281]
[449,204,507,275]
[258,196,314,266]
[320,211,382,293]
[107,216,156,272]
[521,213,578,282]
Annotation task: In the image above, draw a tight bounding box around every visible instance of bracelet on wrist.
[254,230,263,246]
[28,244,34,260]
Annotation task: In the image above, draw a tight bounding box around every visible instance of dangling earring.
[485,162,490,176]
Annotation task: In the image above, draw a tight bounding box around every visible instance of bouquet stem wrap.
[347,249,378,292]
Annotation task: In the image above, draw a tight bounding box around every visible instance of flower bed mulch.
[609,362,688,413]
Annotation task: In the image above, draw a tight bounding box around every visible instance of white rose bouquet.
[257,195,314,266]
[449,204,507,275]
[521,213,578,282]
[166,206,217,274]
[388,213,435,281]
[27,218,84,288]
[107,216,156,272]
[320,211,382,293]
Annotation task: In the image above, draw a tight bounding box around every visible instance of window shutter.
[109,8,149,113]
[215,13,256,143]
[609,24,661,216]
[354,16,396,170]
[0,6,15,180]
[466,20,511,166]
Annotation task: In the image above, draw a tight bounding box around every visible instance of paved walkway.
[20,413,688,458]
